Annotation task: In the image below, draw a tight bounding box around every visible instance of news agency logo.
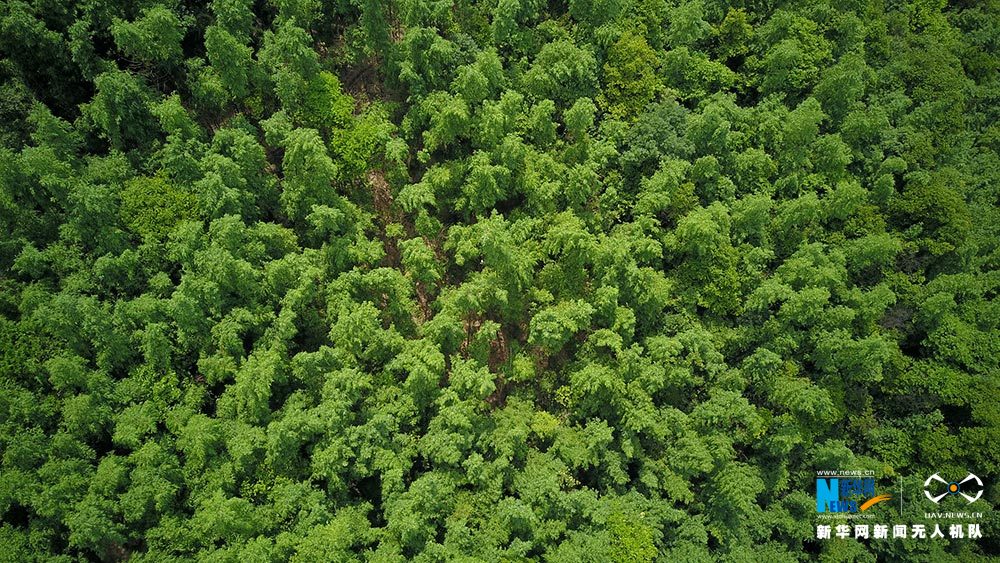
[815,470,989,542]
[924,473,983,504]
[816,473,892,513]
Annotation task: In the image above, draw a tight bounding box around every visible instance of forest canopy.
[1,0,999,561]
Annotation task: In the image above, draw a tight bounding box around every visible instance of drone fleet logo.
[924,473,983,504]
[815,469,988,543]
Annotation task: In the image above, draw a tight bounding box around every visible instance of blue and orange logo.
[816,478,892,513]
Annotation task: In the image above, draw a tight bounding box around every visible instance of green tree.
[111,5,189,67]
[600,31,661,121]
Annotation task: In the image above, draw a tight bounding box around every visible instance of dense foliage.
[1,0,999,560]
